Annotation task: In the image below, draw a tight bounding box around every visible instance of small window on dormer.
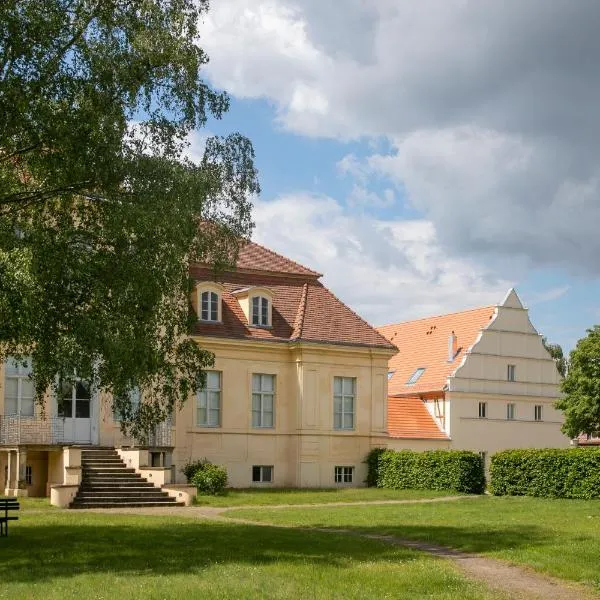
[251,296,270,327]
[200,290,219,322]
[406,368,425,385]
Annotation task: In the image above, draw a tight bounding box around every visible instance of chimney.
[448,331,458,362]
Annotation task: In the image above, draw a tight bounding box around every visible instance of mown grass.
[193,486,460,506]
[228,495,600,593]
[0,502,505,600]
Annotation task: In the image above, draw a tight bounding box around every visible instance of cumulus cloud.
[201,0,600,275]
[252,194,511,324]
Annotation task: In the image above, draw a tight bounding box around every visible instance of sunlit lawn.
[228,495,600,593]
[0,499,504,600]
[194,486,461,506]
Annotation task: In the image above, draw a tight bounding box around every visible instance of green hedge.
[490,448,600,499]
[373,449,485,494]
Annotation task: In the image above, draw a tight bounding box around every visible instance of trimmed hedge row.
[490,448,600,499]
[368,449,485,494]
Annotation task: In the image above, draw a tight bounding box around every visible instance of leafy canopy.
[0,0,258,435]
[556,325,600,438]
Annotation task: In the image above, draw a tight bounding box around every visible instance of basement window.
[252,465,273,483]
[406,368,426,386]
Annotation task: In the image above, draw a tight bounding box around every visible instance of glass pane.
[59,399,72,418]
[262,394,273,412]
[342,377,353,395]
[76,399,90,418]
[263,467,273,482]
[263,412,273,427]
[343,397,354,414]
[197,406,207,425]
[21,379,34,398]
[252,410,261,427]
[333,413,342,429]
[197,390,207,409]
[333,377,342,395]
[210,293,218,319]
[60,379,73,399]
[343,413,353,429]
[208,391,220,410]
[261,298,268,325]
[207,371,220,390]
[208,408,220,426]
[4,357,19,376]
[76,380,91,400]
[261,375,274,392]
[334,395,342,415]
[252,466,261,482]
[252,393,261,412]
[4,378,18,399]
[4,396,18,415]
[20,396,34,417]
[252,297,259,324]
[252,374,261,392]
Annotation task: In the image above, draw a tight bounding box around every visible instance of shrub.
[181,458,210,483]
[375,449,485,494]
[364,447,386,487]
[490,448,600,499]
[191,463,228,495]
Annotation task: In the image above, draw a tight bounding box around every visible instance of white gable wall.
[446,289,569,466]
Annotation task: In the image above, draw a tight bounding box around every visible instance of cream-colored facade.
[385,290,570,463]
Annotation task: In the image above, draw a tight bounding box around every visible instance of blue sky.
[197,1,600,354]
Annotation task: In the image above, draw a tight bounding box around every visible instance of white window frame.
[252,374,275,428]
[507,364,516,382]
[333,376,355,431]
[478,401,487,419]
[197,371,222,427]
[534,404,543,422]
[334,466,354,484]
[252,465,273,483]
[3,357,35,417]
[200,290,220,322]
[113,387,141,422]
[251,295,270,327]
[506,403,516,420]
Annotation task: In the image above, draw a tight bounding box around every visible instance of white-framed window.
[406,367,426,385]
[113,387,141,422]
[333,376,355,430]
[200,290,219,322]
[507,364,516,382]
[3,357,35,417]
[335,466,354,483]
[25,465,32,485]
[251,296,270,327]
[58,378,91,418]
[478,402,487,419]
[534,405,543,421]
[252,374,275,428]
[197,371,221,427]
[252,465,273,483]
[506,403,516,420]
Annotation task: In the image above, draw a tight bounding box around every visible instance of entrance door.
[58,380,92,443]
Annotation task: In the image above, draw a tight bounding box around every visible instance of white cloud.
[252,194,511,325]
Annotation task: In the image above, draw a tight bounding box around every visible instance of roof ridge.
[291,283,308,340]
[305,282,396,350]
[378,304,496,330]
[246,240,323,278]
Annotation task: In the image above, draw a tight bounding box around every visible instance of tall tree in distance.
[556,326,600,438]
[542,337,568,378]
[0,1,258,435]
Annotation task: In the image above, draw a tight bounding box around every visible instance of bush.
[364,447,386,487]
[374,449,485,494]
[181,458,210,483]
[191,463,228,495]
[490,448,600,499]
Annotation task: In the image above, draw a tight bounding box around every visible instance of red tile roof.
[191,242,395,350]
[388,396,449,439]
[378,306,496,396]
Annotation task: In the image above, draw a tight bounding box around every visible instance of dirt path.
[81,498,597,600]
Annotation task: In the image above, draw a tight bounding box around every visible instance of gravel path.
[81,497,597,600]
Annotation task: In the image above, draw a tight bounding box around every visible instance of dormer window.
[252,296,270,327]
[195,283,223,323]
[201,291,219,322]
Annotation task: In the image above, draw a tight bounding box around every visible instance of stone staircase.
[70,448,184,508]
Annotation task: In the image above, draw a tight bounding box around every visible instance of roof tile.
[388,396,449,439]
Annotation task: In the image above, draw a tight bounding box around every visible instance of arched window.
[251,296,270,327]
[200,290,219,322]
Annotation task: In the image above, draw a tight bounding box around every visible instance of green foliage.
[364,447,386,487]
[375,449,485,494]
[542,337,568,378]
[490,448,600,499]
[556,325,600,437]
[0,1,258,431]
[181,458,210,483]
[191,462,228,496]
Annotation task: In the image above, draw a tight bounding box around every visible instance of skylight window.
[406,368,426,385]
[387,370,396,381]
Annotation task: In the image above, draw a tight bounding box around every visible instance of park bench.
[0,498,20,537]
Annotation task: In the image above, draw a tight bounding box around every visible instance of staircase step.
[70,501,185,508]
[76,491,165,498]
[75,495,175,502]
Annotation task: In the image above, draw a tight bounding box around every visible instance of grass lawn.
[193,486,461,506]
[0,500,505,600]
[228,495,600,593]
